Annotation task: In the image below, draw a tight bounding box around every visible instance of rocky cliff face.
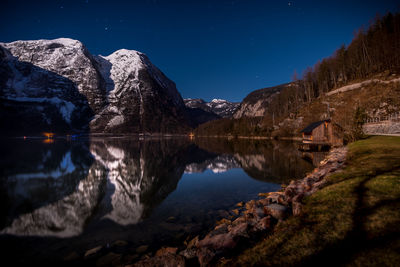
[91,49,190,133]
[0,41,95,134]
[0,38,190,134]
[233,83,291,118]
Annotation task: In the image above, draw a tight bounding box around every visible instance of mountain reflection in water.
[0,137,319,264]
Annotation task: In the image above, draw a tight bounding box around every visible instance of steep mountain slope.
[0,38,191,135]
[91,49,190,133]
[1,38,106,113]
[196,75,400,138]
[0,42,94,134]
[233,83,292,118]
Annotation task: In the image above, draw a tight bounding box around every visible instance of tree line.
[195,12,400,137]
[298,12,400,100]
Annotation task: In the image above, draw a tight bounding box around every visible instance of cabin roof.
[301,119,330,133]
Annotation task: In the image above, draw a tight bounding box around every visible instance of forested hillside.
[196,12,400,139]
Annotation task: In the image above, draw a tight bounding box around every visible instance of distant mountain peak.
[211,98,226,103]
[184,98,240,119]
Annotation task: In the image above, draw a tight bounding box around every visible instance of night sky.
[1,0,399,102]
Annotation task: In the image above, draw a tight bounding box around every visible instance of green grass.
[226,136,400,266]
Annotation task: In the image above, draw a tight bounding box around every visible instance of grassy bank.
[226,136,400,266]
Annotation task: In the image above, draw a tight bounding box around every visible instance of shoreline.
[3,134,303,142]
[133,146,348,266]
[194,135,302,141]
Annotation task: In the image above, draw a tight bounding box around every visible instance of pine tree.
[351,106,367,141]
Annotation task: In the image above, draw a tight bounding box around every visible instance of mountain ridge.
[184,98,239,118]
[0,38,191,135]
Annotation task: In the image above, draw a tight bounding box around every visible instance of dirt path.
[326,77,400,96]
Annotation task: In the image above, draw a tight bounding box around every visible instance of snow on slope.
[1,38,190,134]
[184,98,239,118]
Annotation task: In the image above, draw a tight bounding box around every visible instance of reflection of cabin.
[299,119,343,151]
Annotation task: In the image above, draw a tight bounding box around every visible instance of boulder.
[155,247,178,257]
[197,248,215,267]
[229,222,249,239]
[231,216,247,226]
[265,204,288,220]
[179,248,197,259]
[254,216,272,231]
[257,198,271,206]
[198,232,236,250]
[245,200,257,210]
[265,192,286,205]
[209,224,229,236]
[187,236,199,249]
[244,207,265,220]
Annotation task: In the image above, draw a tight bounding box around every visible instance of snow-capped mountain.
[0,38,190,134]
[184,98,212,112]
[91,49,189,133]
[0,41,95,134]
[184,98,239,118]
[206,98,240,118]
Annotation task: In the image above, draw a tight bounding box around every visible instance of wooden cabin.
[299,119,343,151]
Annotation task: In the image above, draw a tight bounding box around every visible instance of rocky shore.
[131,146,348,266]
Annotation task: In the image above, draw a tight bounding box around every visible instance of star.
[105,27,108,31]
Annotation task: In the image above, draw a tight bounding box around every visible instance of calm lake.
[0,137,322,265]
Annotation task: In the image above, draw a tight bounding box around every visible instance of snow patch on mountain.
[1,38,190,134]
[98,49,143,100]
[184,98,239,118]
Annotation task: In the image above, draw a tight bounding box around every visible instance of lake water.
[0,137,320,265]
